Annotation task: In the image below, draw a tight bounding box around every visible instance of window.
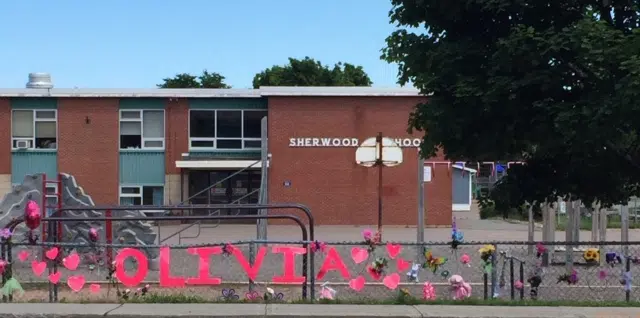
[119,110,165,149]
[12,109,57,149]
[188,109,267,150]
[119,185,164,206]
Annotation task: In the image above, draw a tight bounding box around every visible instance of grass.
[48,292,640,307]
[555,214,640,231]
[491,213,640,230]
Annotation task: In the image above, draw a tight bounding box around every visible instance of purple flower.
[0,228,12,239]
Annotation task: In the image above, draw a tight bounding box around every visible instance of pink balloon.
[24,200,42,230]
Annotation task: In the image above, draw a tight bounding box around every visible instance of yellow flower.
[478,245,495,255]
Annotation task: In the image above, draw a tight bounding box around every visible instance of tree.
[252,57,372,88]
[157,70,230,88]
[382,0,640,210]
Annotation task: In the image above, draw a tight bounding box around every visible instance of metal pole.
[257,117,268,241]
[565,200,573,271]
[527,203,534,255]
[417,151,425,263]
[376,132,383,238]
[621,204,629,257]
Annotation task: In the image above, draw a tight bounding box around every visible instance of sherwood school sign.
[288,137,421,148]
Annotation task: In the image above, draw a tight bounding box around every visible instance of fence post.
[519,261,524,300]
[509,258,514,300]
[248,241,256,292]
[625,255,631,302]
[490,244,497,298]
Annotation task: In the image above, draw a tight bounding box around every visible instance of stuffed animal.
[449,274,472,300]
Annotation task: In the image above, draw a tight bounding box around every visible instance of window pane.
[120,197,141,205]
[244,140,262,149]
[216,111,242,138]
[191,140,214,148]
[121,111,141,119]
[143,140,163,148]
[217,139,242,149]
[35,122,56,138]
[120,122,141,135]
[12,110,34,137]
[121,187,141,194]
[190,111,215,137]
[143,110,164,138]
[121,135,142,149]
[35,110,56,119]
[243,110,267,138]
[143,186,164,205]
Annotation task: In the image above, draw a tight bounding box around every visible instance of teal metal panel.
[119,98,166,109]
[119,151,165,184]
[11,98,57,109]
[189,150,261,159]
[189,98,267,109]
[11,151,58,184]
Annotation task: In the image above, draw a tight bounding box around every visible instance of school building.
[0,76,477,226]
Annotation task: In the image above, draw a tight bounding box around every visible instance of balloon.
[88,228,99,242]
[24,200,42,230]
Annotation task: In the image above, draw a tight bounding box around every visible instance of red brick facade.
[165,98,189,175]
[267,96,452,226]
[4,93,452,226]
[57,98,120,204]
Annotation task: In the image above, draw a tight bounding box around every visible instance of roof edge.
[0,87,427,98]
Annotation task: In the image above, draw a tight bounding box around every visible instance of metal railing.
[162,160,262,243]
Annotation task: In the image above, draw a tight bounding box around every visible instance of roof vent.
[26,73,53,89]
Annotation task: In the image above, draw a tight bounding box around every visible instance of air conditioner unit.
[15,140,31,149]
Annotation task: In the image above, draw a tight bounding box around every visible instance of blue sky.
[0,0,402,89]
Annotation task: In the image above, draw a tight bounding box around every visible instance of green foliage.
[382,0,640,208]
[252,57,372,88]
[158,70,230,88]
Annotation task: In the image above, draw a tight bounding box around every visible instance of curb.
[0,303,637,318]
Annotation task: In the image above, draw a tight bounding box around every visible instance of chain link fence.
[1,239,638,303]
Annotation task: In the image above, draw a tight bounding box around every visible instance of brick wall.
[267,96,452,226]
[165,98,189,175]
[57,98,119,204]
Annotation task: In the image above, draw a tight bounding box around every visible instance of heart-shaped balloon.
[67,275,86,292]
[45,247,59,260]
[31,261,46,276]
[63,253,80,271]
[386,243,402,259]
[348,276,366,292]
[383,273,400,290]
[396,257,411,272]
[90,284,101,294]
[350,248,368,264]
[48,272,61,284]
[17,250,30,262]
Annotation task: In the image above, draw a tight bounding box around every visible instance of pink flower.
[460,254,471,266]
[362,229,373,241]
[88,228,99,242]
[422,282,436,300]
[598,270,607,280]
[0,259,6,275]
[514,280,523,290]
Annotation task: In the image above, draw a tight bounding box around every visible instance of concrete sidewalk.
[0,303,637,317]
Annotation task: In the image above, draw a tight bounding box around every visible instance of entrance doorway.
[187,169,261,222]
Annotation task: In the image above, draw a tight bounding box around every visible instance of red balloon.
[24,200,42,230]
